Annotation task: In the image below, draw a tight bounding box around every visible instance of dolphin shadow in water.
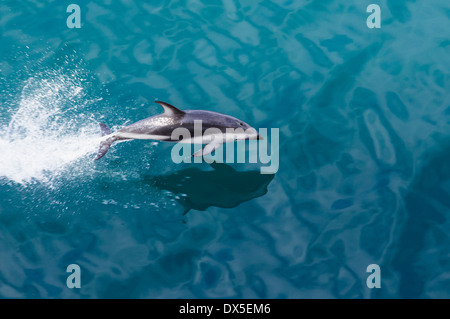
[144,162,274,214]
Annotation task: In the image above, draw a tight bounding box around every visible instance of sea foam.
[0,72,101,185]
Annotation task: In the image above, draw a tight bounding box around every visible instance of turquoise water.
[0,0,450,298]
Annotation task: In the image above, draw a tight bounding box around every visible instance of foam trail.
[0,74,101,185]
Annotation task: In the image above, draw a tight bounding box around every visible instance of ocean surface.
[0,0,449,298]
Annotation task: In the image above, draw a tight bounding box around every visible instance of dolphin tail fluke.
[95,137,114,160]
[99,123,112,136]
[95,123,114,160]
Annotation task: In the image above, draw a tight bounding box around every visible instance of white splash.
[0,73,101,185]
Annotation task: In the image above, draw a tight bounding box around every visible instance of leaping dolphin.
[95,101,261,160]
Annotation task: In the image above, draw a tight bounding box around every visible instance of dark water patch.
[387,1,412,23]
[331,198,354,210]
[385,91,409,121]
[296,35,333,69]
[320,35,353,53]
[391,142,450,298]
[350,87,413,179]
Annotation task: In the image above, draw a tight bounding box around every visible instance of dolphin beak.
[257,134,263,140]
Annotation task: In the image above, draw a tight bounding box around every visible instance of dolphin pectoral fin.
[193,141,222,157]
[95,137,115,160]
[192,149,203,157]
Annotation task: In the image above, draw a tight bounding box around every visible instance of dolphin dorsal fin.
[155,101,185,116]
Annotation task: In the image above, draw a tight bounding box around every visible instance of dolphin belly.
[115,132,172,141]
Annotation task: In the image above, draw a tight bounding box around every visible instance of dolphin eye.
[239,122,244,126]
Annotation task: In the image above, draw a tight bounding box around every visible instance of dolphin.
[95,101,261,160]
